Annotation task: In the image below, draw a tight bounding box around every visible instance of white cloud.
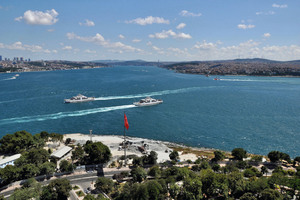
[176,23,186,29]
[62,46,72,50]
[67,32,105,44]
[237,24,255,29]
[85,49,96,54]
[132,39,141,43]
[79,19,95,27]
[0,41,53,53]
[126,16,169,25]
[175,32,192,39]
[15,9,59,25]
[263,33,271,38]
[180,10,202,17]
[66,32,142,53]
[256,11,275,15]
[149,29,191,39]
[272,4,287,8]
[194,40,218,50]
[47,29,55,32]
[119,34,125,39]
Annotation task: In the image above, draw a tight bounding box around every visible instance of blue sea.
[0,66,299,158]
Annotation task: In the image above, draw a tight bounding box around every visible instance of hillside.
[161,58,300,76]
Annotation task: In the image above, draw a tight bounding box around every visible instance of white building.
[0,154,21,168]
[51,146,72,159]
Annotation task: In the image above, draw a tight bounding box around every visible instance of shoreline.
[1,66,299,78]
[64,133,224,163]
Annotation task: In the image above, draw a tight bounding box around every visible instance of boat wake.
[94,87,208,101]
[1,76,17,81]
[0,104,135,125]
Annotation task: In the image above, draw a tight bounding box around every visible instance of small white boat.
[64,94,95,103]
[133,97,163,107]
[14,74,19,77]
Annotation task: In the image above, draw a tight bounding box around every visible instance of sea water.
[0,66,299,157]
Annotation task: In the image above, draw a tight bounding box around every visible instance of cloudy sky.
[0,0,299,61]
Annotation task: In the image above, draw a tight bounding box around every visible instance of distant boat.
[64,94,95,103]
[214,77,220,80]
[133,97,163,107]
[14,74,19,77]
[206,74,210,77]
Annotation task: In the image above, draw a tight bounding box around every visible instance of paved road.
[1,167,131,199]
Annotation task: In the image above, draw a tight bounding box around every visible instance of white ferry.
[133,97,163,107]
[64,94,95,103]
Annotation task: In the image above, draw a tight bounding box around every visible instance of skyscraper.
[0,55,2,61]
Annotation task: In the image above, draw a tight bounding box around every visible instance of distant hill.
[161,58,300,76]
[92,59,175,66]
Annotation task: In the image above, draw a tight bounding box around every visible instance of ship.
[64,94,95,103]
[133,97,163,107]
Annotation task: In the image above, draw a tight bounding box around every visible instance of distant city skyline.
[0,0,299,61]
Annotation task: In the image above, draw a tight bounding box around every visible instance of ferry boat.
[64,94,95,103]
[133,97,163,107]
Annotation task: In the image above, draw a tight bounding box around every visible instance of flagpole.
[124,112,127,167]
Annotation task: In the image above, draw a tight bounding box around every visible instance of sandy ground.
[64,133,181,163]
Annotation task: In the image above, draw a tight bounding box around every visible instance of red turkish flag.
[124,113,129,130]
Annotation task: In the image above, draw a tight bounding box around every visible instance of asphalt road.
[1,168,131,199]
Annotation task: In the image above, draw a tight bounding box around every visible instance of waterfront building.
[51,146,72,159]
[0,55,2,61]
[0,154,21,168]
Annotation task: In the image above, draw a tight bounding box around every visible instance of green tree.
[59,160,73,172]
[95,177,114,194]
[0,165,19,184]
[0,130,34,154]
[132,156,143,167]
[65,138,71,145]
[39,162,56,175]
[181,177,203,200]
[231,148,247,161]
[41,178,72,200]
[268,151,281,163]
[248,178,269,194]
[227,171,247,198]
[213,150,225,162]
[261,166,268,175]
[169,150,179,161]
[212,164,221,172]
[236,161,248,169]
[148,151,158,165]
[243,167,262,178]
[200,169,217,198]
[40,131,50,140]
[131,167,147,183]
[84,142,111,164]
[24,148,50,165]
[134,184,149,200]
[49,133,63,142]
[146,180,163,200]
[71,145,84,163]
[83,194,97,200]
[260,188,283,200]
[240,192,257,200]
[20,163,40,179]
[250,155,263,164]
[10,178,43,200]
[148,165,161,178]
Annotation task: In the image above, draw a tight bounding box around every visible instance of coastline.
[64,133,219,163]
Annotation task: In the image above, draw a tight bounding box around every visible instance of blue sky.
[0,0,299,61]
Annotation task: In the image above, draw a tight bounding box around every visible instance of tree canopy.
[84,141,111,164]
[231,148,247,161]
